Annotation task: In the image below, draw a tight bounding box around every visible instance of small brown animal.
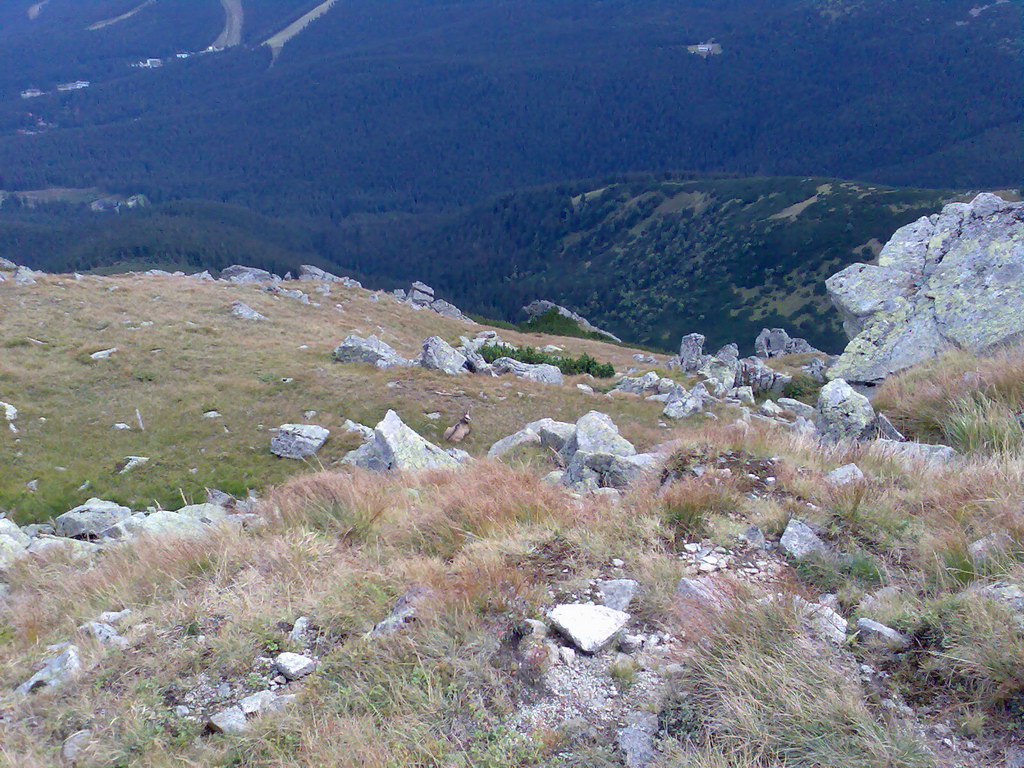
[443,412,472,443]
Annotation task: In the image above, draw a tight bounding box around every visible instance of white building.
[57,80,90,92]
[20,88,45,99]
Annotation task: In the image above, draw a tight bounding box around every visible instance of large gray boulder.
[490,357,563,386]
[870,439,960,468]
[826,194,1024,384]
[333,335,411,370]
[697,355,738,395]
[547,603,630,653]
[737,356,792,397]
[220,265,279,284]
[560,411,635,461]
[54,499,132,539]
[271,424,329,459]
[298,265,361,287]
[420,336,468,375]
[345,410,460,473]
[815,379,875,442]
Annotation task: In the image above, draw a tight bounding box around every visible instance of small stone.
[616,711,658,768]
[289,616,310,641]
[559,646,576,665]
[780,519,829,560]
[856,618,910,650]
[208,706,248,734]
[827,463,865,486]
[240,689,277,716]
[271,424,329,460]
[598,579,640,612]
[61,729,92,765]
[273,652,316,681]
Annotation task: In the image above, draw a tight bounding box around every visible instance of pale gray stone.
[780,519,829,560]
[870,439,960,467]
[420,336,468,375]
[332,335,411,370]
[816,379,875,442]
[229,301,266,321]
[273,652,316,681]
[856,618,910,650]
[61,729,92,765]
[271,424,330,459]
[490,357,564,385]
[617,711,658,768]
[16,645,81,695]
[827,463,865,486]
[208,706,248,734]
[220,265,278,284]
[547,604,630,653]
[679,333,706,371]
[54,498,132,539]
[598,579,640,612]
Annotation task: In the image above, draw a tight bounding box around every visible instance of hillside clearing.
[263,0,338,60]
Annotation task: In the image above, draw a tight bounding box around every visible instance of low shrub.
[479,343,615,378]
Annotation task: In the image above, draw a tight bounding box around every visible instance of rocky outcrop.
[522,300,621,342]
[678,333,706,372]
[332,335,411,370]
[401,282,470,321]
[754,328,821,359]
[815,379,876,442]
[297,265,361,287]
[826,193,1024,384]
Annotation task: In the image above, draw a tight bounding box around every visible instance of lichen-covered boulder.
[815,379,875,442]
[271,425,329,459]
[332,335,411,370]
[420,336,468,375]
[345,410,460,473]
[54,499,132,539]
[826,194,1024,384]
[490,357,564,386]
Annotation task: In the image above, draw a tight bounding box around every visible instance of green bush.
[479,343,615,378]
[782,373,822,402]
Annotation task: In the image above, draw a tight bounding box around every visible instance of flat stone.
[16,645,81,695]
[856,618,910,650]
[547,604,630,653]
[617,711,658,768]
[54,498,132,539]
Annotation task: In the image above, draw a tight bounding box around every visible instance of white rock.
[780,519,829,560]
[827,463,865,486]
[274,652,316,680]
[547,604,630,653]
[271,424,330,460]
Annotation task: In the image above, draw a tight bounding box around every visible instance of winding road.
[211,0,244,49]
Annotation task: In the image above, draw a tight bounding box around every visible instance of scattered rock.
[547,604,630,653]
[332,335,411,370]
[827,463,865,486]
[117,455,150,474]
[273,652,316,681]
[815,379,875,442]
[16,645,81,695]
[780,519,829,560]
[54,499,132,539]
[420,336,468,375]
[345,410,460,472]
[370,587,433,636]
[598,579,640,612]
[271,424,330,459]
[89,347,118,360]
[679,333,706,372]
[220,265,279,284]
[856,618,910,650]
[490,357,564,386]
[79,621,128,649]
[755,328,822,359]
[870,439,960,468]
[229,302,266,321]
[61,729,92,765]
[208,706,248,734]
[616,711,659,768]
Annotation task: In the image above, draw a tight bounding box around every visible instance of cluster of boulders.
[393,281,469,321]
[490,411,665,493]
[0,258,41,286]
[333,330,566,385]
[614,329,826,426]
[522,299,621,342]
[0,494,260,574]
[826,193,1024,385]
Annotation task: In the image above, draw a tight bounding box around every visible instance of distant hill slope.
[0,0,1018,218]
[333,176,957,353]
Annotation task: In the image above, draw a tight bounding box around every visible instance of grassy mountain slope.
[1,272,1023,767]
[0,273,668,523]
